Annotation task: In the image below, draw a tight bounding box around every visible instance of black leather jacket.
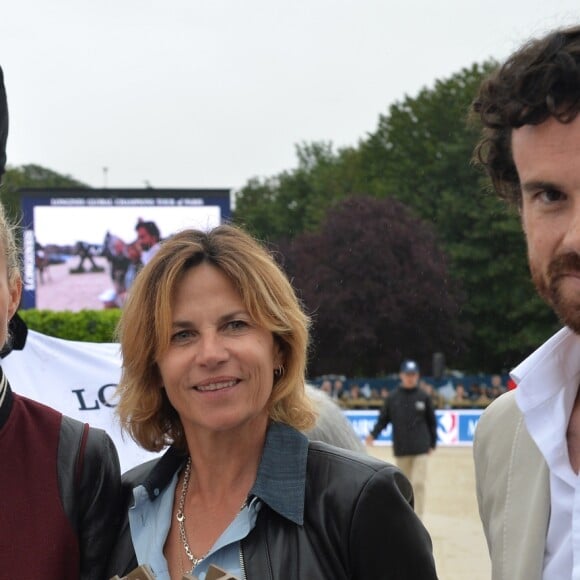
[58,413,122,579]
[108,427,438,579]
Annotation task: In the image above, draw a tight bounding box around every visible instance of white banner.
[2,330,484,472]
[1,330,161,472]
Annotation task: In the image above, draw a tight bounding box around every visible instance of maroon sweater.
[0,390,80,579]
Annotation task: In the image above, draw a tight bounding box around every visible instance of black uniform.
[370,386,437,456]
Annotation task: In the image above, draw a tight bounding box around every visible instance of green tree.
[281,196,466,377]
[235,61,559,371]
[0,164,87,221]
[359,62,559,370]
[234,142,360,241]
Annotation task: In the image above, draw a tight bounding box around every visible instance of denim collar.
[249,422,308,525]
[138,422,309,526]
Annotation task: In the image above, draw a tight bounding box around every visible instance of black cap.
[0,66,7,179]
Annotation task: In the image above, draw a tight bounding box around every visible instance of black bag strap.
[58,415,90,532]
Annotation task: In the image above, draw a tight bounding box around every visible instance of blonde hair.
[0,203,22,350]
[116,224,316,451]
[0,203,21,286]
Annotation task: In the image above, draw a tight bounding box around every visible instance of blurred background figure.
[450,383,471,408]
[365,359,437,518]
[304,384,365,453]
[117,240,143,307]
[135,219,161,265]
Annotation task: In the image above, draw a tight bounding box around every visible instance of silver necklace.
[176,456,248,571]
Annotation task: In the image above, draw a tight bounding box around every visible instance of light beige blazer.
[473,390,550,580]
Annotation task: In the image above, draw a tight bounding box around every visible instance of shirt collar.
[137,422,309,526]
[513,326,580,413]
[250,422,308,526]
[0,313,28,358]
[512,326,580,483]
[141,446,187,501]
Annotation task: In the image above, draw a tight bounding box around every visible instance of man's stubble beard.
[531,252,580,335]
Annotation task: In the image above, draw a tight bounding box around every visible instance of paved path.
[367,445,490,580]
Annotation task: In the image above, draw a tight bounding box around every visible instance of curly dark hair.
[472,25,580,205]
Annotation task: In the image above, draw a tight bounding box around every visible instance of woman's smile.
[191,377,240,393]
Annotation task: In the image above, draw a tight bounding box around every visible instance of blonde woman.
[108,225,437,580]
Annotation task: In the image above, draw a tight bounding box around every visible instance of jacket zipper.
[239,545,247,580]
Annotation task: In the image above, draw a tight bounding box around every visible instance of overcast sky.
[1,1,579,193]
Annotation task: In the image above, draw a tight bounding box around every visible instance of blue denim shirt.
[128,423,308,579]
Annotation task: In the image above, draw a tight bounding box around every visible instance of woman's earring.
[274,365,284,379]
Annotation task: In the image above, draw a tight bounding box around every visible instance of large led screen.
[21,188,230,311]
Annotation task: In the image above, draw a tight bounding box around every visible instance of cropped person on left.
[0,65,121,580]
[107,224,438,580]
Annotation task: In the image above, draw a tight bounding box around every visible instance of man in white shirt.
[471,25,580,580]
[135,220,161,265]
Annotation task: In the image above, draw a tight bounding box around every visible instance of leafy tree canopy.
[235,61,559,372]
[281,196,466,377]
[359,62,559,369]
[1,164,87,221]
[234,141,366,242]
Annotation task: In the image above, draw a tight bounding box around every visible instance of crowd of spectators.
[313,373,509,410]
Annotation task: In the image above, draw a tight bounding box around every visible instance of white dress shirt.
[514,327,580,580]
[141,242,161,265]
